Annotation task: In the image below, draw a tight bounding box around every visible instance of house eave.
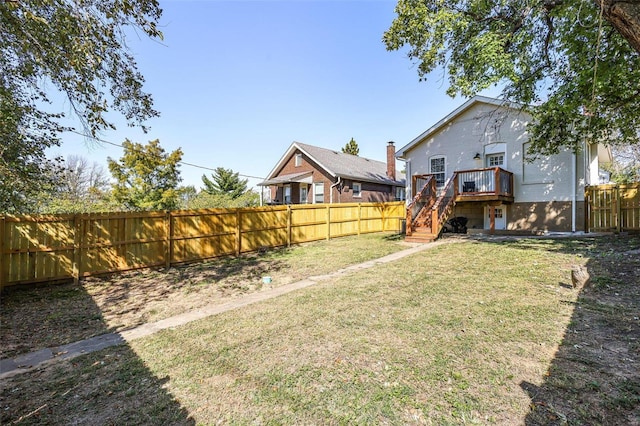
[395,96,525,159]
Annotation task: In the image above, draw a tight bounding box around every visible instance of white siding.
[403,101,588,203]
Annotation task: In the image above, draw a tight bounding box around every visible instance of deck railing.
[430,175,457,236]
[454,167,513,198]
[406,168,514,239]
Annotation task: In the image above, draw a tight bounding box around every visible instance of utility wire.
[67,129,266,181]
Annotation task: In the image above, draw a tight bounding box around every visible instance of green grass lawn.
[2,235,639,425]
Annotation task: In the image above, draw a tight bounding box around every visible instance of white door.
[486,153,505,168]
[484,205,506,230]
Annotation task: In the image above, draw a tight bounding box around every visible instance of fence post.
[0,216,5,289]
[72,214,81,284]
[615,185,622,233]
[358,203,362,235]
[326,204,331,240]
[287,205,292,247]
[584,186,590,233]
[164,211,172,269]
[235,209,242,256]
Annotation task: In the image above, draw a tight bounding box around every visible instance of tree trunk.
[596,0,640,54]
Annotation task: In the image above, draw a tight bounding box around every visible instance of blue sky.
[49,0,497,191]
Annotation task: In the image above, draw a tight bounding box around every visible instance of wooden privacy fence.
[585,183,640,233]
[0,202,405,289]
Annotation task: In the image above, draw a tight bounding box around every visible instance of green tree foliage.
[186,190,260,209]
[108,139,183,211]
[342,137,360,156]
[201,168,249,199]
[0,0,162,213]
[384,1,640,155]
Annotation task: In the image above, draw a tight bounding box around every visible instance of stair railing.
[406,175,436,236]
[430,173,458,236]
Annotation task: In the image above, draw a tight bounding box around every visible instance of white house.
[396,96,611,239]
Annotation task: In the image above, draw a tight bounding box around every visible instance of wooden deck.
[405,168,514,241]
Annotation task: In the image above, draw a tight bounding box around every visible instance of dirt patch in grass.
[0,233,407,359]
[1,234,638,425]
[510,235,640,425]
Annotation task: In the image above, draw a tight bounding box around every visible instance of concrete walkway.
[0,241,443,380]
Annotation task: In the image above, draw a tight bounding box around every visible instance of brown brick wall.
[338,179,397,203]
[452,200,585,232]
[508,201,585,232]
[452,202,484,230]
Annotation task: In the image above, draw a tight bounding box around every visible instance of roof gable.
[264,141,404,185]
[395,96,524,158]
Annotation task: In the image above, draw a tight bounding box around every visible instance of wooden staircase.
[405,174,457,243]
[405,167,515,242]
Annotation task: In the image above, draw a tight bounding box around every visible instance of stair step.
[405,234,437,243]
[406,226,436,242]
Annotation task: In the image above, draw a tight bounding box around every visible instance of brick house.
[259,142,405,204]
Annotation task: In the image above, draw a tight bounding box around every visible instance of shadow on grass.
[0,284,197,424]
[476,234,640,425]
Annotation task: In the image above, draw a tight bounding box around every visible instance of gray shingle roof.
[294,142,404,185]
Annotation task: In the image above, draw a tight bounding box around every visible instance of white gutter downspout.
[330,176,341,204]
[405,159,411,206]
[572,150,577,233]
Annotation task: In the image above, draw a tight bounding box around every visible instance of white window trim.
[484,143,507,169]
[313,182,324,204]
[429,155,447,188]
[352,182,362,198]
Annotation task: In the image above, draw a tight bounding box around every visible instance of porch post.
[453,173,460,198]
[489,206,496,235]
[432,208,439,235]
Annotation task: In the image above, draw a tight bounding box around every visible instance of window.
[395,187,405,201]
[294,154,302,167]
[313,182,324,203]
[430,156,446,188]
[300,185,308,203]
[487,208,504,218]
[284,185,291,204]
[352,182,362,198]
[487,153,504,167]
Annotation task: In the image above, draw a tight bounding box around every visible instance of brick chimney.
[386,141,396,180]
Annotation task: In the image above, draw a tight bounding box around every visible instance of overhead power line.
[67,130,266,181]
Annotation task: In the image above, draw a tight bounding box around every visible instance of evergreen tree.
[342,138,360,156]
[201,168,248,199]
